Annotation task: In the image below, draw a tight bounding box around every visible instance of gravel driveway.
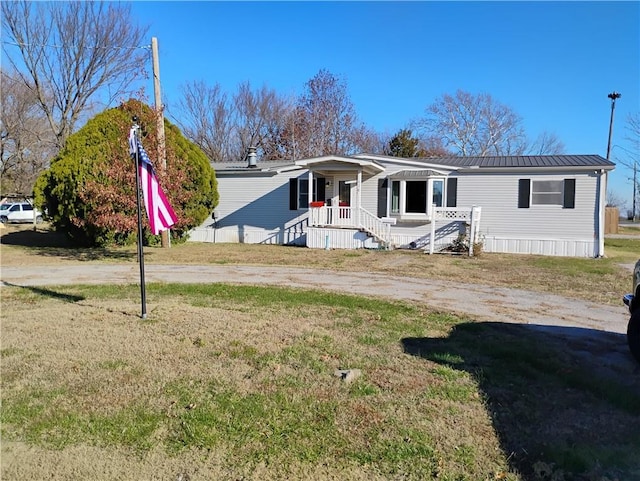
[2,263,638,378]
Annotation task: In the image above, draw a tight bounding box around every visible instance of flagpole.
[131,117,147,319]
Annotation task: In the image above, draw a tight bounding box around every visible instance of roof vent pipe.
[247,147,257,168]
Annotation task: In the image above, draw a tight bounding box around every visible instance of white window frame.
[297,178,322,209]
[390,177,447,220]
[531,179,563,206]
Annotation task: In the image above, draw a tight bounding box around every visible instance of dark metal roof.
[210,160,294,174]
[210,154,615,173]
[413,154,615,169]
[389,169,443,179]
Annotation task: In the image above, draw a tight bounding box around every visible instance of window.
[387,177,447,219]
[289,177,325,210]
[406,181,427,213]
[299,179,310,209]
[532,180,563,205]
[391,181,400,214]
[518,179,576,209]
[432,179,444,208]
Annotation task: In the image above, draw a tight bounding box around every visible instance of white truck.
[0,202,44,224]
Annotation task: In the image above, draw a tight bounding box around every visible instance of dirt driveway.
[2,263,638,380]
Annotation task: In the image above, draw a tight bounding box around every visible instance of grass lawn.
[1,226,639,480]
[1,223,639,305]
[2,282,640,480]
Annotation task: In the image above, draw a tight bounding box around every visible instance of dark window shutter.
[289,178,298,210]
[446,178,458,207]
[518,179,530,208]
[316,177,325,202]
[378,178,388,217]
[563,179,575,208]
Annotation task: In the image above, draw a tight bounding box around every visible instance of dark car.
[623,259,640,363]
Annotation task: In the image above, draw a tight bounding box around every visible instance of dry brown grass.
[2,223,638,305]
[1,285,511,480]
[2,225,640,480]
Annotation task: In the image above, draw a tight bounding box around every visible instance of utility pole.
[152,37,170,248]
[606,91,621,160]
[633,159,638,221]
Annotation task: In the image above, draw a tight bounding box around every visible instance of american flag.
[129,128,178,235]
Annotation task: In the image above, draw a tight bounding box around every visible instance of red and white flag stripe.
[129,128,178,235]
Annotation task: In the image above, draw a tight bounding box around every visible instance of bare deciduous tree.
[415,90,528,156]
[174,71,379,162]
[606,190,626,208]
[292,69,363,158]
[173,81,294,162]
[618,111,640,219]
[351,125,386,156]
[2,0,149,149]
[528,131,565,155]
[0,69,57,195]
[173,80,234,162]
[232,81,293,161]
[626,112,640,150]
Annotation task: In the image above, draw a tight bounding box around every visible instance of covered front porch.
[308,205,394,248]
[295,156,392,247]
[295,155,481,253]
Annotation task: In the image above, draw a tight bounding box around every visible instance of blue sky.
[130,1,639,207]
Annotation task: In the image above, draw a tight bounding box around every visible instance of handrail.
[309,205,391,247]
[358,207,391,245]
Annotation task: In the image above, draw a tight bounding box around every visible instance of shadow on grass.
[2,282,85,302]
[402,322,640,481]
[0,227,136,262]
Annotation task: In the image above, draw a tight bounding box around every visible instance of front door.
[337,179,354,223]
[338,180,351,208]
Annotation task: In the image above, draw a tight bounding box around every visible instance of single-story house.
[188,152,615,257]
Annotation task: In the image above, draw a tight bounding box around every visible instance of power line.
[2,40,150,50]
[612,144,640,158]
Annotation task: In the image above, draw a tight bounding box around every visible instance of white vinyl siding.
[213,173,306,227]
[455,172,596,239]
[191,157,604,257]
[359,173,382,214]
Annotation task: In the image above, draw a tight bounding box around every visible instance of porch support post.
[357,169,362,227]
[469,208,475,257]
[308,169,314,205]
[429,212,436,254]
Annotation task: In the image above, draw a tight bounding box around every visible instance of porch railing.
[429,206,482,255]
[309,206,392,246]
[359,207,392,246]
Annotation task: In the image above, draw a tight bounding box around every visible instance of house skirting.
[188,226,597,257]
[188,226,306,246]
[306,227,381,249]
[482,236,596,257]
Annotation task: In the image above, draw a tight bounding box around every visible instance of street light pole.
[633,159,638,221]
[606,91,621,160]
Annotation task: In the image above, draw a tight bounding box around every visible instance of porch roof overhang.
[388,169,448,179]
[295,156,385,176]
